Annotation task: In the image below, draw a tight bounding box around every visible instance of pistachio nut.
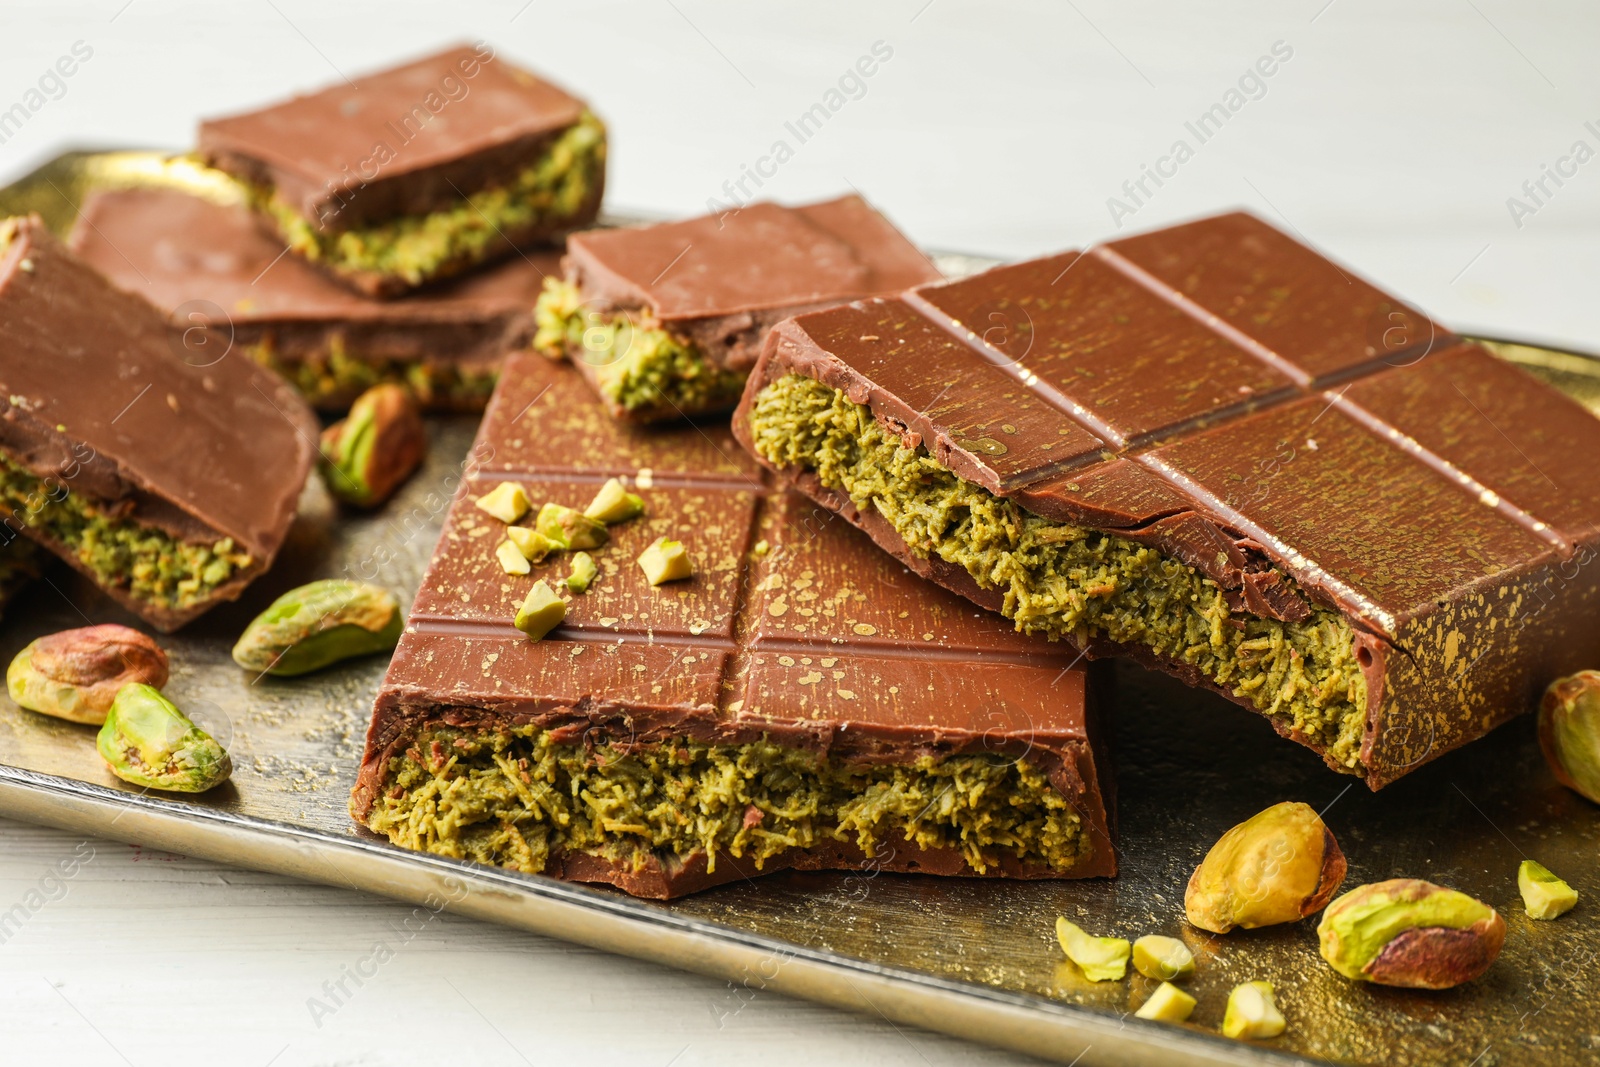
[97,683,231,792]
[1054,918,1129,982]
[515,580,566,641]
[1518,859,1578,920]
[496,540,531,575]
[475,481,530,524]
[317,383,425,507]
[1131,935,1195,981]
[1317,878,1505,989]
[505,526,556,564]
[637,536,694,585]
[1222,981,1284,1040]
[1539,670,1600,804]
[584,477,645,524]
[535,503,608,551]
[1135,982,1196,1023]
[1185,800,1346,933]
[7,624,168,725]
[232,579,402,676]
[567,551,598,594]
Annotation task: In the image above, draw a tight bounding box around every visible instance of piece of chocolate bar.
[735,210,1600,789]
[71,186,559,411]
[350,350,1113,898]
[199,43,603,297]
[0,215,317,631]
[532,196,938,422]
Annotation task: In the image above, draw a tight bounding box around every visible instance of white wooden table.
[2,2,1597,1063]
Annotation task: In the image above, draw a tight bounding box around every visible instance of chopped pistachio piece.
[1135,981,1196,1023]
[496,540,531,576]
[584,477,645,524]
[1132,935,1195,981]
[475,481,530,524]
[1222,981,1285,1040]
[637,536,694,586]
[96,683,231,793]
[515,580,566,641]
[1519,859,1578,920]
[505,525,555,564]
[535,503,609,550]
[1055,918,1129,982]
[567,552,598,593]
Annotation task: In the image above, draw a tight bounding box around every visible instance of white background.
[2,2,1597,1064]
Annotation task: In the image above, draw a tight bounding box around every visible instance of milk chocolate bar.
[532,196,938,422]
[0,215,317,631]
[199,44,604,297]
[736,211,1600,789]
[71,186,559,411]
[350,351,1113,898]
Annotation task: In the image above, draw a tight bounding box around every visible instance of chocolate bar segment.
[735,210,1600,788]
[532,196,938,422]
[351,351,1113,898]
[71,186,558,411]
[200,44,604,297]
[0,215,317,630]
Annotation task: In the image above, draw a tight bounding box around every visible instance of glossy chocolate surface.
[199,44,586,231]
[354,351,1113,896]
[0,216,316,629]
[735,210,1600,787]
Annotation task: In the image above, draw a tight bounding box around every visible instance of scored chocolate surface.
[199,43,585,232]
[71,186,559,411]
[352,350,1113,898]
[0,215,316,630]
[734,210,1600,788]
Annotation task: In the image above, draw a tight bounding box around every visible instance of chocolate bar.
[0,215,317,631]
[532,196,938,422]
[735,211,1600,789]
[71,186,559,411]
[350,351,1113,898]
[199,43,603,297]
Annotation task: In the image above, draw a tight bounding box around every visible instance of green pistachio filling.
[748,375,1369,770]
[365,724,1089,876]
[246,334,498,410]
[534,277,747,416]
[249,111,606,286]
[0,456,252,613]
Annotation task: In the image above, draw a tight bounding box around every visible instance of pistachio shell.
[1317,878,1505,989]
[7,624,168,725]
[1185,801,1346,933]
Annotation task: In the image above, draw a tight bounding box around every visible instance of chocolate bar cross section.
[736,211,1600,788]
[352,351,1113,898]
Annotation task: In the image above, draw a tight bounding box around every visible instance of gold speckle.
[852,622,878,636]
[768,594,788,617]
[636,467,654,489]
[778,655,796,667]
[166,393,180,412]
[836,689,857,700]
[820,657,838,667]
[797,671,822,685]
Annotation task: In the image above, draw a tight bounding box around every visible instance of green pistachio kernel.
[232,579,402,676]
[584,478,645,524]
[567,552,598,593]
[1055,918,1129,982]
[515,580,566,641]
[475,482,530,524]
[637,536,693,585]
[505,526,556,564]
[535,503,608,551]
[1519,860,1578,920]
[96,683,231,792]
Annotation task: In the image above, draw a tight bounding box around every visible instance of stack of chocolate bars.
[5,42,1597,901]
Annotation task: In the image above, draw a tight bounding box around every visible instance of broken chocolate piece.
[735,210,1600,788]
[351,351,1113,898]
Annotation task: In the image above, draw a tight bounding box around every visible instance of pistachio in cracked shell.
[1317,878,1505,989]
[1185,801,1346,933]
[97,683,231,792]
[1539,670,1600,804]
[232,579,401,676]
[7,624,168,725]
[318,383,426,508]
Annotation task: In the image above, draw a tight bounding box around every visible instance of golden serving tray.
[1,151,1595,1067]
